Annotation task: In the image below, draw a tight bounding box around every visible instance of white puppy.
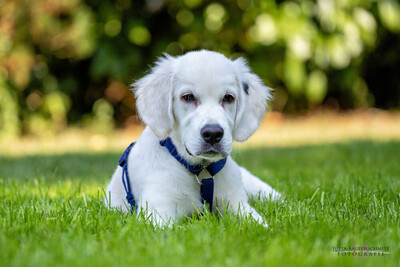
[106,50,280,227]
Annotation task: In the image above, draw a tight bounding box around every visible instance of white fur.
[106,50,281,227]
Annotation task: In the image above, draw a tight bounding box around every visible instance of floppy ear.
[233,58,272,142]
[132,55,175,139]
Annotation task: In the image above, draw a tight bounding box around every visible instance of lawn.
[1,135,399,266]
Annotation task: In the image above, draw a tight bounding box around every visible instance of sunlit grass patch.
[2,111,399,156]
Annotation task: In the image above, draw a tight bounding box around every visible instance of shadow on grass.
[1,140,399,199]
[0,152,119,183]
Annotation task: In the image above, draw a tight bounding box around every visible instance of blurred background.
[1,0,400,141]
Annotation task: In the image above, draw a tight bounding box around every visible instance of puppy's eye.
[222,94,235,104]
[181,93,196,103]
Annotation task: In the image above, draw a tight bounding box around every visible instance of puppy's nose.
[201,124,224,145]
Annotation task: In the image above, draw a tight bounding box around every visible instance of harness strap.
[200,178,214,211]
[160,138,227,212]
[119,142,136,214]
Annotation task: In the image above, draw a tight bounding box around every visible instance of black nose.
[201,124,224,145]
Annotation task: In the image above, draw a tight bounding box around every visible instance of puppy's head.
[133,50,271,163]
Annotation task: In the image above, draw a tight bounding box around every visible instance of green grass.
[1,140,399,267]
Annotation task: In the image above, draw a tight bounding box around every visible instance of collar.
[159,137,227,177]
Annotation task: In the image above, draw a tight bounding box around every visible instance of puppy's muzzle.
[201,124,224,145]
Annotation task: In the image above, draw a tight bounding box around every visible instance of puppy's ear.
[233,58,272,142]
[132,55,175,139]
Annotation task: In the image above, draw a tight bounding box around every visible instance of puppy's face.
[172,54,238,161]
[134,50,271,163]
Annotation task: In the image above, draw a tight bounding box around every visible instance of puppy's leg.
[106,169,176,228]
[136,190,189,228]
[240,167,282,202]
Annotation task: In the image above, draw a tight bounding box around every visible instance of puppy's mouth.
[202,149,220,155]
[185,146,226,161]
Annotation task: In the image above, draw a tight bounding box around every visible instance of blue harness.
[119,138,227,214]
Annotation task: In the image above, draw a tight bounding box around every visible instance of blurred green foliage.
[0,0,400,138]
